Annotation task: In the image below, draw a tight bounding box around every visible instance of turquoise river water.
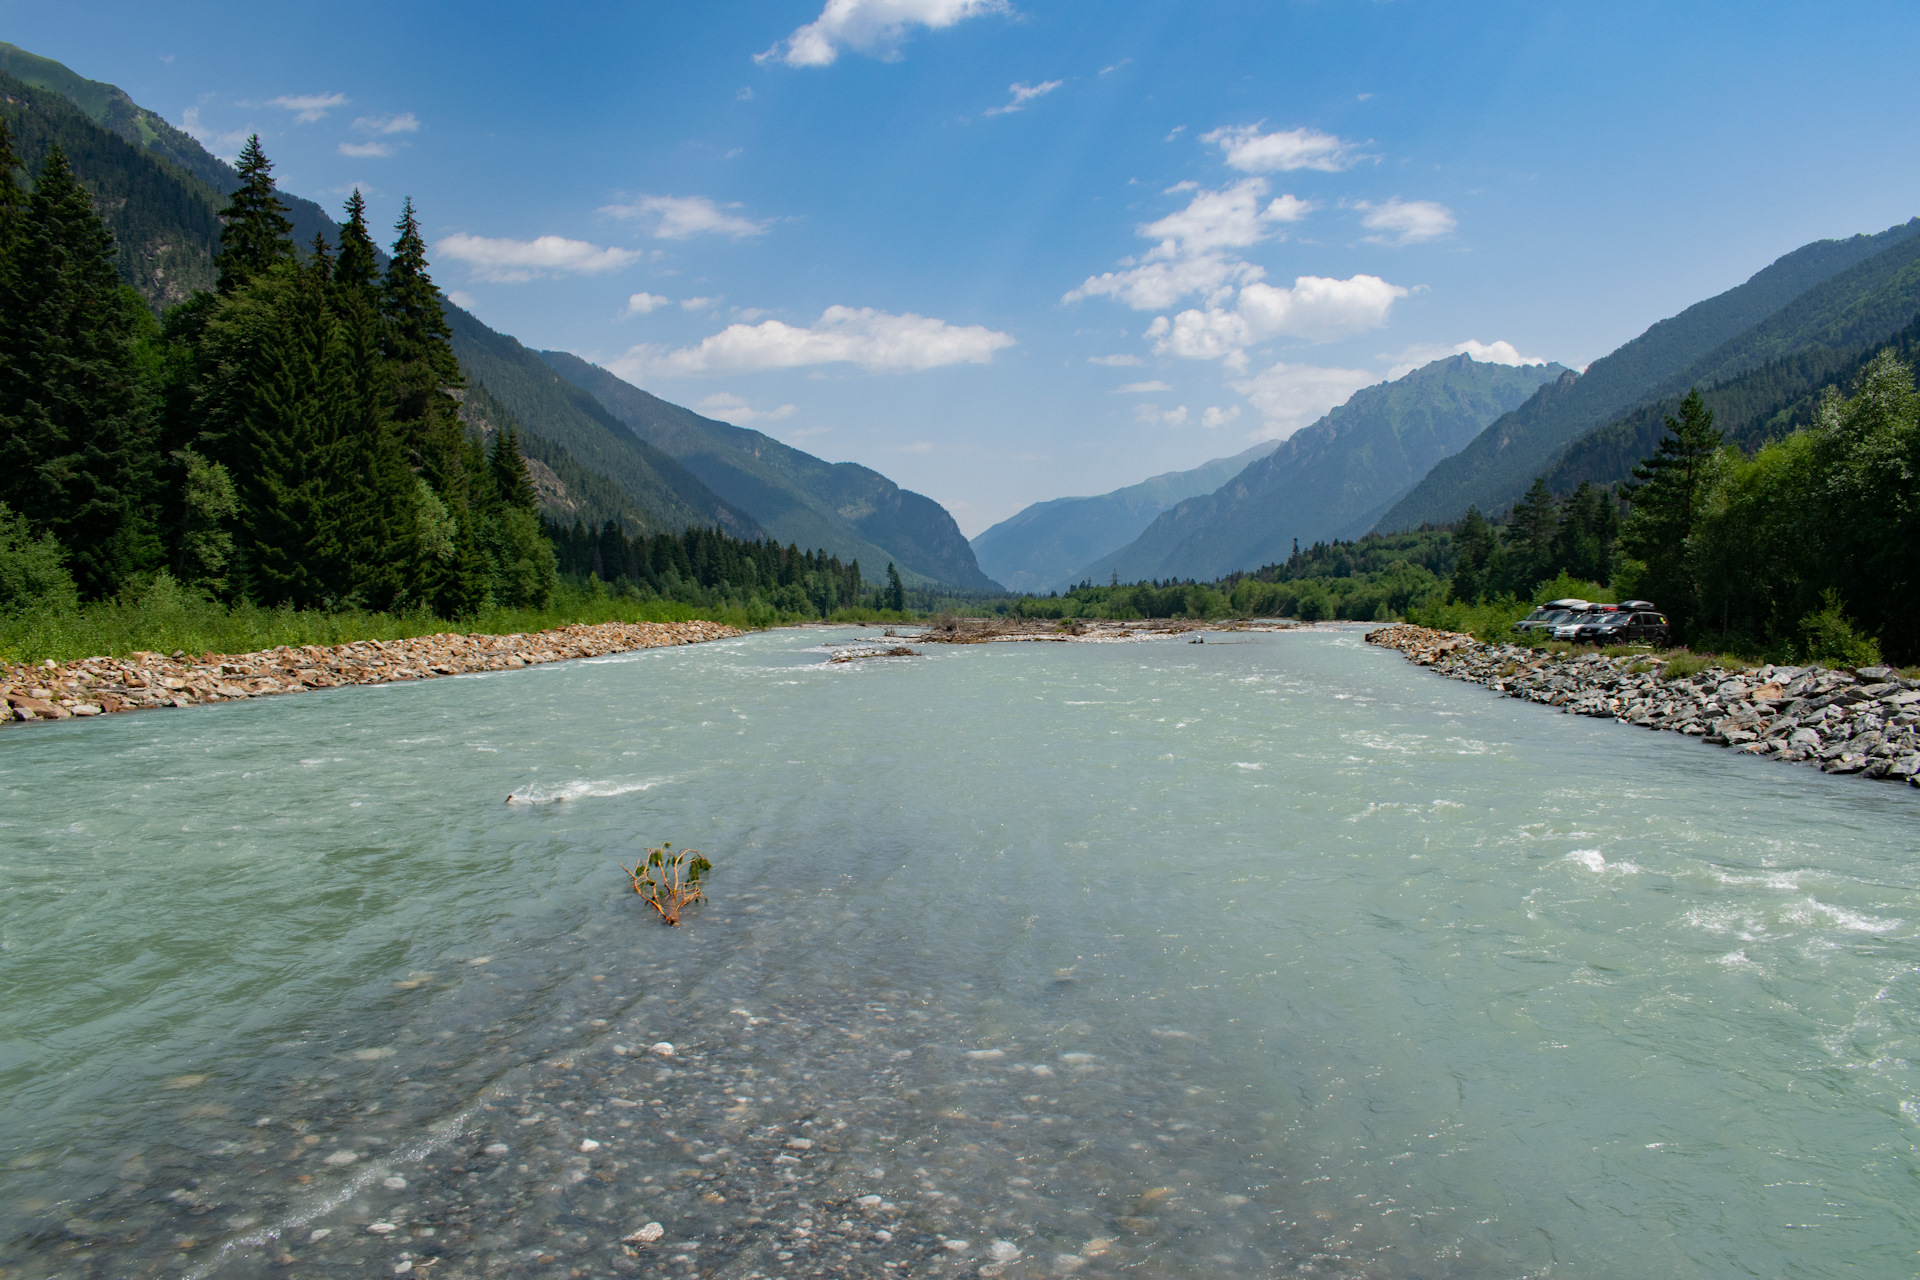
[2,626,1918,1279]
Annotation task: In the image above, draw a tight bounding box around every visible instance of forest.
[0,126,914,658]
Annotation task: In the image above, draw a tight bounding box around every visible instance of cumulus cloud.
[338,141,393,158]
[1356,198,1456,245]
[434,233,642,282]
[269,92,348,123]
[445,290,477,310]
[1200,405,1241,429]
[698,392,797,424]
[624,292,672,316]
[1063,179,1309,311]
[1202,123,1358,173]
[1383,338,1548,379]
[985,80,1063,116]
[758,0,1009,68]
[1134,403,1189,428]
[1147,274,1409,369]
[601,194,768,240]
[1087,353,1144,367]
[1230,362,1378,439]
[353,112,420,134]
[611,305,1015,377]
[680,296,722,312]
[1115,380,1173,393]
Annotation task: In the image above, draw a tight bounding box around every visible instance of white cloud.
[1230,362,1378,439]
[697,392,797,424]
[624,292,672,316]
[435,233,642,283]
[1115,380,1172,393]
[680,295,722,312]
[896,440,935,453]
[179,106,251,158]
[445,290,478,309]
[269,92,348,123]
[338,141,393,158]
[612,305,1015,377]
[601,194,769,240]
[353,112,420,134]
[758,0,1009,68]
[1087,353,1143,367]
[1356,198,1456,245]
[1383,338,1549,379]
[1064,179,1311,312]
[1150,274,1409,369]
[1202,123,1357,173]
[1200,405,1242,429]
[985,80,1063,116]
[1133,403,1190,428]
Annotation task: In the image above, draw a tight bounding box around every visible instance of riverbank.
[0,619,741,725]
[1366,623,1920,785]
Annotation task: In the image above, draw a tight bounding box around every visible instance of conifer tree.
[1620,389,1723,626]
[335,189,380,292]
[0,146,152,598]
[1448,506,1495,603]
[1508,476,1560,593]
[0,117,24,276]
[216,135,293,295]
[489,426,539,513]
[885,561,905,612]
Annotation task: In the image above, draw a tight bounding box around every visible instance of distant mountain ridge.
[540,353,997,592]
[970,441,1278,593]
[1377,218,1920,530]
[1083,355,1566,584]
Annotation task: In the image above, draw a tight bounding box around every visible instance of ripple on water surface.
[2,627,1918,1279]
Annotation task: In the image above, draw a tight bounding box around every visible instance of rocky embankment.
[1367,623,1920,786]
[0,619,741,725]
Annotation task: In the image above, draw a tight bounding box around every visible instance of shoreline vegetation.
[1367,623,1920,787]
[0,618,739,725]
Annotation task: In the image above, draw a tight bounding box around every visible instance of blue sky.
[7,0,1919,533]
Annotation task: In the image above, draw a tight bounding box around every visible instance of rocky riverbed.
[0,620,741,725]
[1367,623,1920,786]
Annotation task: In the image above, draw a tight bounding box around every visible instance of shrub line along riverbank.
[1367,623,1920,787]
[0,620,742,725]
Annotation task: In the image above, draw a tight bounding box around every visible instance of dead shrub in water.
[620,843,712,925]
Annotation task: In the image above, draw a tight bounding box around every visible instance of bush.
[0,503,79,613]
[1797,589,1884,668]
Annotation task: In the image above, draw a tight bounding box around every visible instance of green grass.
[0,578,790,666]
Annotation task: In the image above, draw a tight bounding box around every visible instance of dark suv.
[1569,607,1669,646]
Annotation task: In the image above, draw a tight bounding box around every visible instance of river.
[2,625,1916,1279]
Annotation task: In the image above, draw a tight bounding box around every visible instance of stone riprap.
[1366,623,1920,787]
[0,619,741,725]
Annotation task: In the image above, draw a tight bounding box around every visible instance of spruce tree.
[885,561,905,612]
[0,117,24,277]
[1620,389,1722,627]
[335,189,380,292]
[1448,506,1495,603]
[216,135,293,294]
[489,425,539,513]
[0,146,153,598]
[1508,477,1560,593]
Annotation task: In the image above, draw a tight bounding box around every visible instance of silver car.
[1515,598,1588,637]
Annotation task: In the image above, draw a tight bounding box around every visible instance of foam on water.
[502,777,668,805]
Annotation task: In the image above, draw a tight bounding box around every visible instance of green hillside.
[1544,309,1920,494]
[1082,355,1564,584]
[970,440,1277,593]
[540,352,997,591]
[1376,218,1920,530]
[447,312,761,540]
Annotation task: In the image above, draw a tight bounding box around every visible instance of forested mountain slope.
[1376,218,1920,530]
[970,441,1278,593]
[1084,355,1563,584]
[1,42,758,543]
[541,352,997,591]
[1544,309,1920,494]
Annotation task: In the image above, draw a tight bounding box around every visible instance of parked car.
[1565,607,1671,646]
[1514,598,1589,636]
[1552,604,1620,640]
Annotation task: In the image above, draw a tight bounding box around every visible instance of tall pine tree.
[1620,389,1723,629]
[0,146,153,598]
[216,136,294,295]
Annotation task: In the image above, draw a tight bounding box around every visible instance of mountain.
[445,313,761,539]
[1081,355,1566,584]
[0,43,344,279]
[1375,218,1920,530]
[1,43,760,543]
[540,352,998,592]
[1543,308,1920,496]
[970,441,1278,593]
